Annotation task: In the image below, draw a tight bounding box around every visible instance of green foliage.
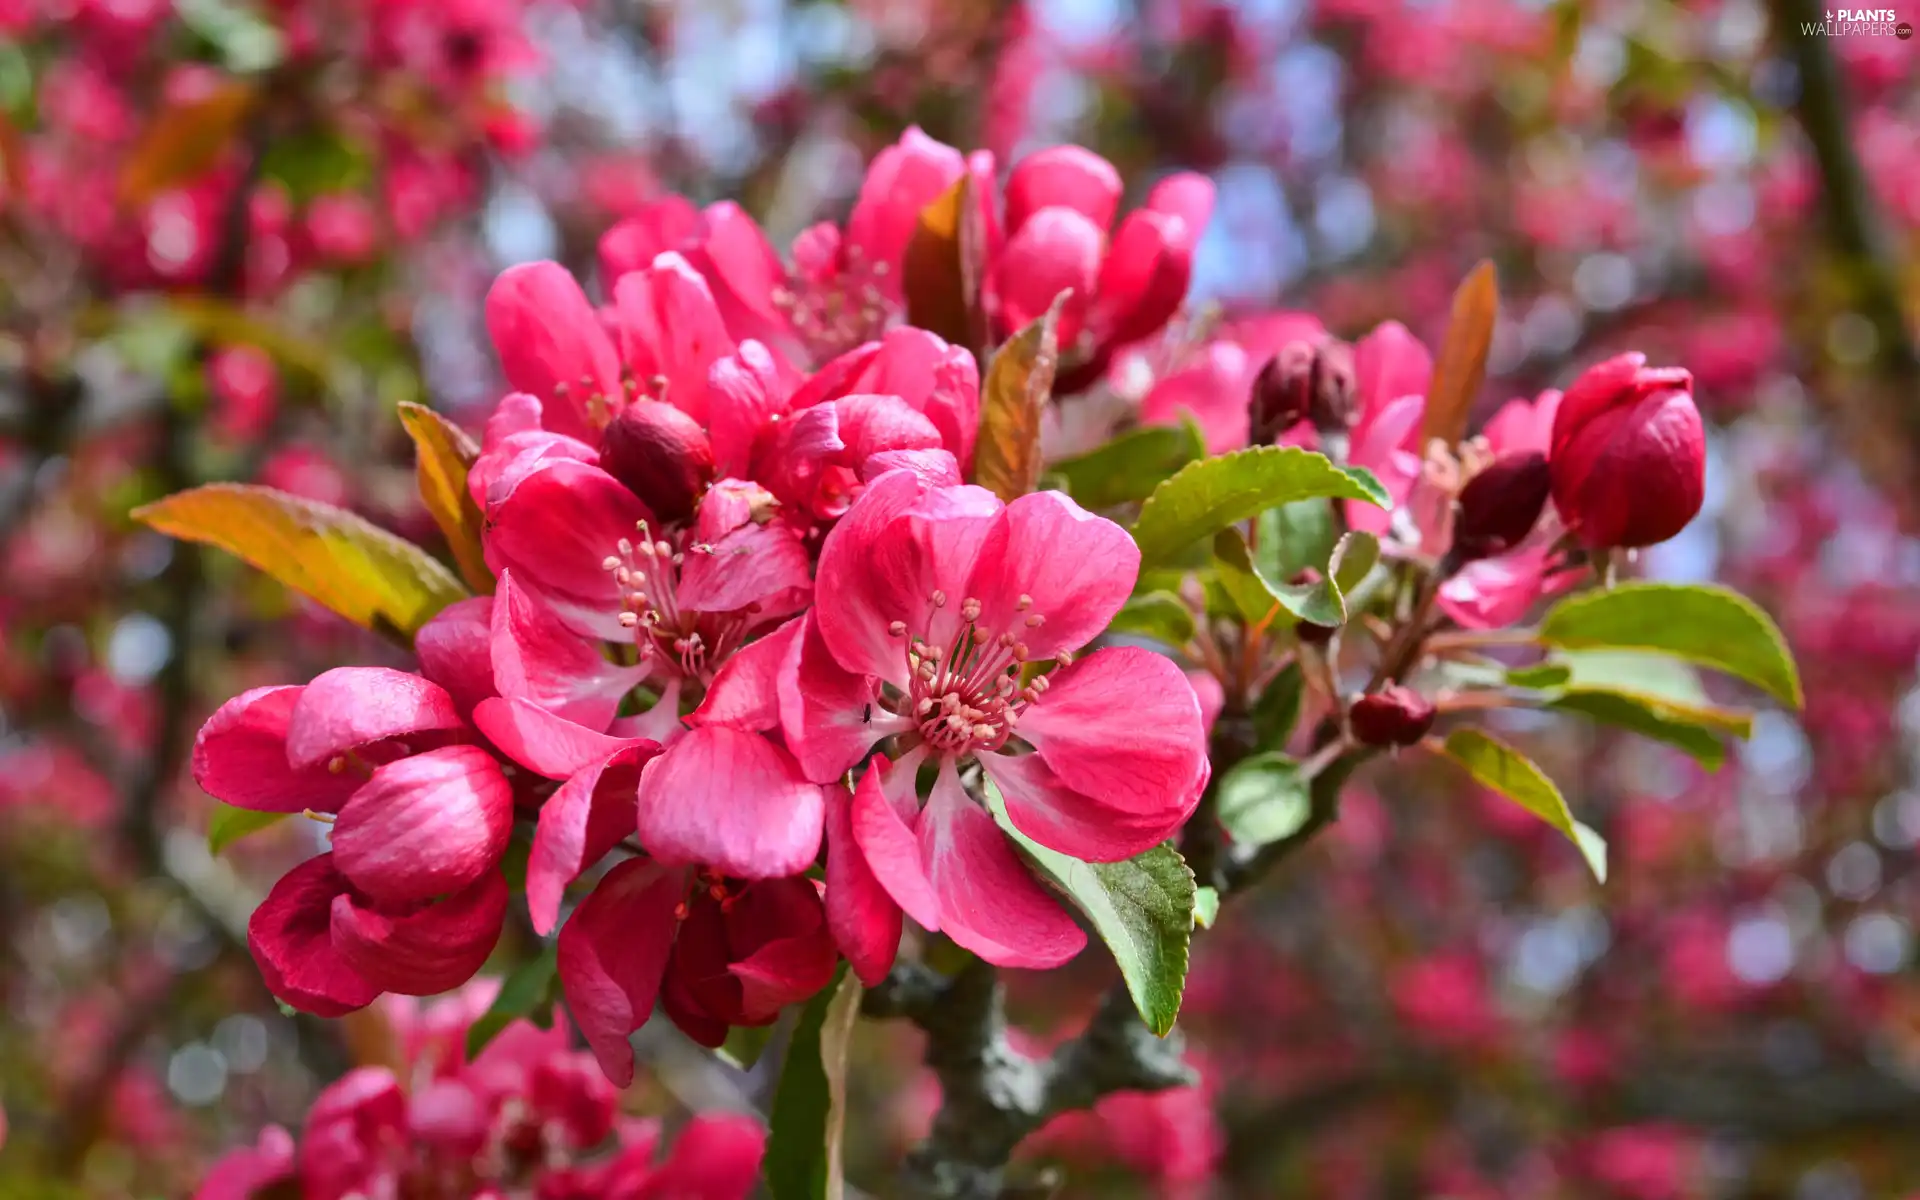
[1439,730,1607,882]
[988,785,1195,1035]
[1108,591,1196,647]
[206,803,289,855]
[1249,661,1306,753]
[1053,421,1206,509]
[766,964,851,1200]
[1539,583,1802,708]
[1214,753,1310,848]
[1212,526,1379,627]
[1129,446,1389,568]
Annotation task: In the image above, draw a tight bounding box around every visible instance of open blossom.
[196,981,767,1200]
[780,470,1208,974]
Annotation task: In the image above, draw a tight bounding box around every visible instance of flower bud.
[1549,353,1704,549]
[1349,684,1436,748]
[1306,338,1358,435]
[1451,450,1551,563]
[599,401,716,524]
[1251,339,1357,443]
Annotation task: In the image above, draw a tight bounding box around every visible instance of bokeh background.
[2,0,1918,1195]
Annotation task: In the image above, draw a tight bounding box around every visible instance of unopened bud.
[1451,451,1551,563]
[600,401,716,524]
[1349,684,1436,748]
[1250,344,1315,444]
[1307,339,1358,435]
[1549,353,1704,549]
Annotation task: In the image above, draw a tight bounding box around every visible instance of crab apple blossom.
[1549,353,1707,549]
[782,469,1208,971]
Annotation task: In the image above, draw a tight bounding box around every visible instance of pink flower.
[990,147,1213,375]
[787,471,1208,972]
[1343,319,1434,536]
[206,345,278,442]
[1134,311,1327,453]
[1549,352,1705,549]
[556,860,836,1083]
[305,192,379,264]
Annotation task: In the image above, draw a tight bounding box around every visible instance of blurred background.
[2,0,1918,1195]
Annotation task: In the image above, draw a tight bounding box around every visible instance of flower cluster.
[194,128,1216,1087]
[195,981,765,1200]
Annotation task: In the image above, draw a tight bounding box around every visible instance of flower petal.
[485,262,624,443]
[920,762,1085,969]
[1091,208,1192,348]
[992,206,1100,339]
[285,668,465,772]
[331,745,514,906]
[1145,172,1216,253]
[1006,145,1122,233]
[612,253,735,426]
[527,742,660,936]
[674,519,813,619]
[690,615,800,733]
[708,340,798,478]
[981,751,1181,863]
[1354,320,1433,414]
[473,696,644,780]
[413,597,498,719]
[193,686,361,814]
[964,491,1140,661]
[848,751,939,931]
[556,859,685,1087]
[329,873,508,996]
[641,1113,767,1200]
[635,726,823,878]
[248,853,379,1017]
[491,570,646,732]
[597,195,701,285]
[778,611,902,784]
[825,781,901,986]
[482,459,652,641]
[844,127,965,297]
[1016,647,1207,825]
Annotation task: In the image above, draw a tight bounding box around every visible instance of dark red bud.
[599,402,715,524]
[1306,339,1357,435]
[1348,685,1436,748]
[1250,344,1315,444]
[1451,451,1552,563]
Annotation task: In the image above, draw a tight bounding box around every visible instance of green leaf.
[1252,500,1339,584]
[1212,527,1379,628]
[1539,583,1802,708]
[464,946,559,1059]
[1193,887,1220,929]
[987,785,1194,1035]
[1108,591,1196,647]
[973,299,1063,503]
[132,484,468,644]
[1130,446,1389,568]
[1249,661,1305,752]
[177,0,286,73]
[206,803,289,855]
[1214,753,1310,848]
[1438,730,1607,882]
[765,963,849,1200]
[1549,691,1732,769]
[1506,663,1573,690]
[1053,422,1206,509]
[719,1023,776,1070]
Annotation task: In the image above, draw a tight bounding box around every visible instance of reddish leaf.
[398,402,493,594]
[902,175,986,352]
[971,295,1064,503]
[1421,260,1499,448]
[119,81,256,207]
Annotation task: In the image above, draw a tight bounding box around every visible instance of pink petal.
[556,859,684,1087]
[981,751,1182,863]
[597,195,701,284]
[1227,311,1330,364]
[832,393,944,465]
[1017,647,1207,824]
[1438,548,1553,631]
[778,611,899,784]
[473,697,644,780]
[1006,145,1123,233]
[861,448,962,488]
[1091,208,1191,348]
[414,597,498,719]
[329,873,508,996]
[750,401,845,515]
[482,458,652,640]
[527,742,659,935]
[1480,390,1560,456]
[685,201,795,353]
[1139,342,1255,454]
[964,491,1140,662]
[1145,172,1216,253]
[612,252,735,426]
[708,340,798,478]
[920,762,1085,969]
[640,1113,767,1200]
[844,126,966,293]
[471,426,600,511]
[491,571,645,732]
[674,519,814,618]
[485,262,624,443]
[1354,320,1434,414]
[285,668,465,771]
[811,469,928,682]
[993,206,1101,340]
[824,781,901,986]
[248,853,380,1017]
[331,745,514,906]
[689,615,803,733]
[193,686,361,814]
[635,726,823,878]
[850,753,940,931]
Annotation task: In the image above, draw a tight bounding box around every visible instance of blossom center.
[602,521,746,683]
[889,591,1060,758]
[773,247,894,362]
